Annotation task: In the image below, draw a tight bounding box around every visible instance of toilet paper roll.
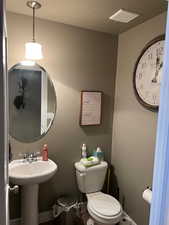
[142,188,152,204]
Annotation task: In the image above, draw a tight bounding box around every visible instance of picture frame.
[79,90,102,126]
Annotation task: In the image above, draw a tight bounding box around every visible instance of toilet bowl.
[75,161,122,224]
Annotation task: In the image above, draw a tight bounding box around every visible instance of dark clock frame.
[133,34,165,112]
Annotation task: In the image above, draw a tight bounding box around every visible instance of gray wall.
[7,12,118,218]
[112,12,167,225]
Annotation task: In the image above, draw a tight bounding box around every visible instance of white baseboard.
[10,210,53,225]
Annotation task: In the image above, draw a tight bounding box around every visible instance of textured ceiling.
[6,0,167,34]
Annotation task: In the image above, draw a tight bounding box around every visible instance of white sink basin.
[9,158,58,225]
[9,158,57,185]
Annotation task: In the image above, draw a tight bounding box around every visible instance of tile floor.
[40,205,135,225]
[41,222,54,225]
[42,222,55,225]
[41,219,130,225]
[41,220,131,225]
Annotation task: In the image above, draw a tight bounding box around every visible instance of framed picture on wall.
[79,91,102,126]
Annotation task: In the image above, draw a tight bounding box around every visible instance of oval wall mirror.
[9,62,56,143]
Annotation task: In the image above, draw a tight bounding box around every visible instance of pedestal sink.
[9,158,57,225]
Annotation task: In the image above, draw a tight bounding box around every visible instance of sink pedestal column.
[21,184,39,225]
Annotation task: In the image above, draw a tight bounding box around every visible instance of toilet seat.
[87,192,122,224]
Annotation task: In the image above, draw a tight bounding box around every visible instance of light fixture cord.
[33,6,35,42]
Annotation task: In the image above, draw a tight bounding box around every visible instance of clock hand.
[157,62,163,84]
[159,62,163,70]
[152,71,158,83]
[156,56,160,66]
[152,57,161,83]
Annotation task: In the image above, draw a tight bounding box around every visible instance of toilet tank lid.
[74,161,108,173]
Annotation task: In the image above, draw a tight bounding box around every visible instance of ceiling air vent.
[109,9,139,23]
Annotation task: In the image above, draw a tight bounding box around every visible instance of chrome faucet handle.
[29,153,34,158]
[24,153,30,159]
[34,152,41,160]
[18,152,29,159]
[34,151,41,157]
[28,152,41,161]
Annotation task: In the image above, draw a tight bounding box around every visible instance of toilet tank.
[75,161,108,193]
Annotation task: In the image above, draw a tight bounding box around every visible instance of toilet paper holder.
[146,186,152,191]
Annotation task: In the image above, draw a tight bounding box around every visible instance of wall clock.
[133,34,165,111]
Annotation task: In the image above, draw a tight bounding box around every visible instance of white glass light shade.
[20,60,35,66]
[25,42,43,60]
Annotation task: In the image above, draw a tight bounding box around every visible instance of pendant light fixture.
[25,1,43,60]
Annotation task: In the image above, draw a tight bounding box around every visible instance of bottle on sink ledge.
[42,144,48,161]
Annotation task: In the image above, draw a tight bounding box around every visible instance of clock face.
[133,35,165,111]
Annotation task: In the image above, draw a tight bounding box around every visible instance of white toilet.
[75,161,122,225]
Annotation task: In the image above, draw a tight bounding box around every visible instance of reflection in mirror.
[9,62,56,143]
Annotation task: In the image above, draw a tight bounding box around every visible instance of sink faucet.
[21,152,40,163]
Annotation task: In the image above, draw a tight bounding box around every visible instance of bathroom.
[0,1,169,225]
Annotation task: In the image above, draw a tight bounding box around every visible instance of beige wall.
[7,12,118,218]
[112,12,167,225]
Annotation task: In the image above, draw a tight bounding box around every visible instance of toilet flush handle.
[80,172,86,177]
